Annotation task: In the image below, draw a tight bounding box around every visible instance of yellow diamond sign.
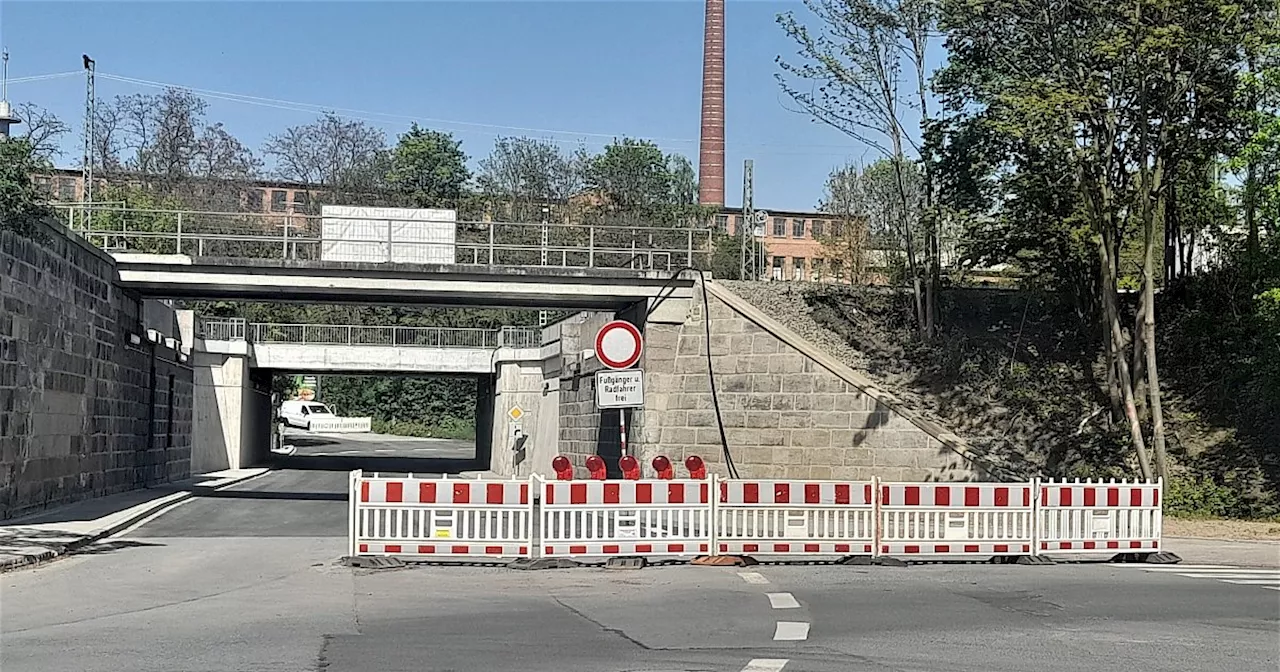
[507,406,524,421]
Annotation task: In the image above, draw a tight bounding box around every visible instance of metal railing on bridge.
[198,318,541,349]
[55,204,714,272]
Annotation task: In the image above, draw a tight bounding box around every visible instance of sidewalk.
[0,468,268,573]
[1162,537,1280,568]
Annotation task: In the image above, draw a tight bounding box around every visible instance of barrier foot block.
[508,558,581,571]
[838,555,875,566]
[1015,555,1056,566]
[875,557,909,568]
[1142,552,1182,565]
[606,556,647,570]
[691,555,755,567]
[344,556,406,569]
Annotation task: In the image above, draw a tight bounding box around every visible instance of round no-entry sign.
[595,320,643,370]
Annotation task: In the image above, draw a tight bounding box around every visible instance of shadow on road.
[281,435,341,448]
[191,488,346,502]
[262,454,483,474]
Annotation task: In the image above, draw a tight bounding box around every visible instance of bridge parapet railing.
[54,204,714,271]
[197,320,541,349]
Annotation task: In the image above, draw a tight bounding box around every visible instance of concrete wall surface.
[1,220,192,519]
[636,282,980,482]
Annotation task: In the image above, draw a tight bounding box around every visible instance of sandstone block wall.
[637,285,979,482]
[0,220,193,519]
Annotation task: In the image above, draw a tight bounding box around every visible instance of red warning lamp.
[685,455,707,480]
[652,455,674,480]
[551,455,573,481]
[585,455,607,480]
[619,455,641,480]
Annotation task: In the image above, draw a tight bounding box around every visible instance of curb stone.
[0,469,270,574]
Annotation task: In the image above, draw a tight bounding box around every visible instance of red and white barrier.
[349,471,533,559]
[539,479,713,558]
[716,479,876,556]
[879,482,1036,558]
[1037,479,1162,555]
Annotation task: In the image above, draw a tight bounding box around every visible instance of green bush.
[1165,474,1244,519]
[371,417,476,441]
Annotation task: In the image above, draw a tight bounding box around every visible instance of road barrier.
[540,479,713,558]
[346,458,1168,565]
[716,479,876,557]
[349,471,533,559]
[1037,479,1163,556]
[309,417,373,432]
[878,482,1036,559]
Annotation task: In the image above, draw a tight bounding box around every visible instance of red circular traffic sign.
[595,320,643,370]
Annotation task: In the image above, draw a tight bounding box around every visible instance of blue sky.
[1,1,943,211]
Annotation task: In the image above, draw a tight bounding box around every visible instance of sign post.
[594,320,645,457]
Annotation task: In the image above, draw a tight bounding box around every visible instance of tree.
[263,112,388,203]
[583,138,672,211]
[0,138,52,234]
[776,0,934,337]
[386,124,471,208]
[816,162,877,284]
[476,136,581,220]
[14,103,69,162]
[933,0,1262,480]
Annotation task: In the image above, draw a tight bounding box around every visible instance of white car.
[279,400,336,430]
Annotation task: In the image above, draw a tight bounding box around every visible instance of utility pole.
[0,49,21,139]
[82,55,96,210]
[739,159,754,280]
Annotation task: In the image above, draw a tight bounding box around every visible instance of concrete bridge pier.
[189,339,271,472]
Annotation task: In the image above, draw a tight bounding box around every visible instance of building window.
[813,259,825,282]
[247,189,264,211]
[792,219,806,238]
[771,257,784,281]
[772,218,786,237]
[293,191,311,212]
[811,219,824,238]
[58,178,78,201]
[831,260,845,282]
[731,215,742,235]
[831,220,843,237]
[270,190,288,212]
[793,257,806,281]
[714,214,729,231]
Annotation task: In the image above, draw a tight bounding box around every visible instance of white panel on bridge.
[320,205,457,265]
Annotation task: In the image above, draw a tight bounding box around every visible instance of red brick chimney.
[697,0,726,206]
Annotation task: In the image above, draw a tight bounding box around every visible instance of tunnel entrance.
[258,370,494,474]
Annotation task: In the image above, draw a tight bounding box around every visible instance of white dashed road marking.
[766,592,801,609]
[741,659,789,672]
[773,621,810,641]
[737,571,770,585]
[1115,564,1280,592]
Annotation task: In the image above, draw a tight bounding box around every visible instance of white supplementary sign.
[595,320,643,370]
[596,369,644,409]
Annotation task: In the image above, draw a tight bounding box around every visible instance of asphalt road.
[2,468,1277,672]
[269,429,481,473]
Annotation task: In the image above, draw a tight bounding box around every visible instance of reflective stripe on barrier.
[716,479,876,556]
[1037,479,1162,554]
[879,482,1036,557]
[539,478,713,558]
[350,472,533,559]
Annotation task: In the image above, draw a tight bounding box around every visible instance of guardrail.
[197,318,541,349]
[54,204,715,271]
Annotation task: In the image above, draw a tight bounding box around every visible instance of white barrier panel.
[350,471,533,559]
[1038,479,1162,555]
[540,478,713,558]
[879,482,1036,557]
[716,479,876,556]
[310,417,373,432]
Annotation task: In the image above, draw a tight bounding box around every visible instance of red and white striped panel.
[358,542,529,557]
[720,480,875,506]
[1037,480,1162,555]
[881,483,1035,508]
[879,542,1034,556]
[718,541,875,555]
[1040,481,1160,508]
[542,480,710,506]
[361,479,529,506]
[542,542,710,556]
